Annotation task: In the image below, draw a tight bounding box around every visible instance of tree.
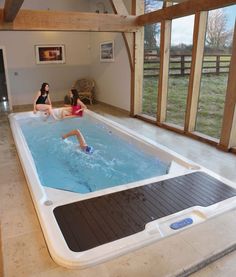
[144,24,159,49]
[144,0,162,49]
[206,9,233,50]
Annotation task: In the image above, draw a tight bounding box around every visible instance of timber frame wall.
[0,0,236,152]
[136,0,236,153]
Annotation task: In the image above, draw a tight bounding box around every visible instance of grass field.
[142,74,228,139]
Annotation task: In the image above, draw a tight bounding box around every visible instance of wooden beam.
[109,0,129,15]
[131,1,144,116]
[185,11,207,132]
[4,0,24,22]
[122,33,134,71]
[219,22,236,150]
[157,19,171,123]
[138,0,236,25]
[0,9,138,32]
[109,0,135,70]
[131,28,144,116]
[131,0,136,15]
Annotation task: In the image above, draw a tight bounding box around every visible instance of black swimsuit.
[36,94,48,104]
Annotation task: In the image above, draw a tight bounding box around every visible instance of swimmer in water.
[62,129,93,154]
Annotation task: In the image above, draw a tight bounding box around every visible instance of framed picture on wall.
[100,41,114,62]
[35,45,65,64]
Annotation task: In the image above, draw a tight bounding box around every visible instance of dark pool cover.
[53,172,236,252]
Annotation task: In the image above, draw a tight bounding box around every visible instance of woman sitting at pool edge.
[33,82,57,120]
[61,89,87,119]
[62,129,93,154]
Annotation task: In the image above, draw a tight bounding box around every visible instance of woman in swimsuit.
[61,89,87,119]
[33,82,57,119]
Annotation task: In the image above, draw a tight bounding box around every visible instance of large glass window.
[142,1,162,118]
[165,15,194,127]
[195,5,236,139]
[142,22,161,118]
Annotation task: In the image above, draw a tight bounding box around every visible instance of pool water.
[19,115,169,193]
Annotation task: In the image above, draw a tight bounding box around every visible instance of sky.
[171,5,236,46]
[224,5,236,27]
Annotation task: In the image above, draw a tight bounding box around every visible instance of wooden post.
[131,0,144,116]
[216,55,220,75]
[219,22,236,150]
[181,55,185,76]
[157,19,171,123]
[185,11,208,132]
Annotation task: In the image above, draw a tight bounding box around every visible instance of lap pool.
[17,113,170,193]
[9,109,236,269]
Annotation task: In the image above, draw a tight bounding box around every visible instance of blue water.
[18,114,169,193]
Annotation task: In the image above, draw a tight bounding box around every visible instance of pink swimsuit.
[72,105,83,116]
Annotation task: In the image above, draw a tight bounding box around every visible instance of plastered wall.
[0,0,131,111]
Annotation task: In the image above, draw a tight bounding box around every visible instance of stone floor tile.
[191,250,236,277]
[1,203,40,239]
[35,264,109,277]
[0,184,28,210]
[181,212,236,257]
[2,231,57,277]
[0,162,26,184]
[103,235,201,277]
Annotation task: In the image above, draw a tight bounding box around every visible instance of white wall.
[88,0,131,111]
[1,31,91,105]
[0,0,132,111]
[89,32,131,111]
[0,0,91,105]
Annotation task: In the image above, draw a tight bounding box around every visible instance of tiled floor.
[1,101,236,277]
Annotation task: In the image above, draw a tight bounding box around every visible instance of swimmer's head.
[84,146,94,154]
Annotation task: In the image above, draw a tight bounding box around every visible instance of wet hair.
[40,83,49,95]
[71,89,79,106]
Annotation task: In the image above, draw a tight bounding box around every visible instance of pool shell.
[9,109,236,269]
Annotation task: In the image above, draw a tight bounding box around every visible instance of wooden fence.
[144,53,231,78]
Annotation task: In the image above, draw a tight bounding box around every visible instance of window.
[142,22,161,119]
[165,15,194,127]
[195,5,236,139]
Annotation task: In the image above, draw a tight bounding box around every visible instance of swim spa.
[9,109,236,269]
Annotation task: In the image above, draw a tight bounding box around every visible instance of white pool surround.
[9,109,236,269]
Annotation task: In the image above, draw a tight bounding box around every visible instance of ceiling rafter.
[0,9,139,32]
[4,0,24,22]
